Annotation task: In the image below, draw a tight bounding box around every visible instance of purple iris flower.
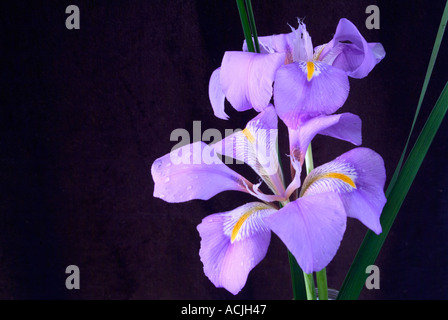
[151,106,386,295]
[209,18,385,127]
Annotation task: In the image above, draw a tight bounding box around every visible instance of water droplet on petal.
[164,177,170,183]
[186,185,192,191]
[153,159,163,170]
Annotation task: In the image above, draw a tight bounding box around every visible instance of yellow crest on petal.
[230,204,269,243]
[321,172,357,189]
[306,61,315,81]
[242,128,255,143]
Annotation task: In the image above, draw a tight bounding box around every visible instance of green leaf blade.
[338,82,448,300]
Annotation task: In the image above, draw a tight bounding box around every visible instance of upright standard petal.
[151,141,250,203]
[288,113,362,165]
[212,105,285,196]
[290,21,314,62]
[197,202,277,295]
[208,68,229,120]
[320,18,385,79]
[301,148,386,234]
[274,61,350,128]
[265,193,346,274]
[220,51,286,112]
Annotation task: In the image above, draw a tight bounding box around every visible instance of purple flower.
[151,106,386,294]
[209,18,385,127]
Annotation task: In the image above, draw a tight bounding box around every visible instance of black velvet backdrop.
[1,0,448,300]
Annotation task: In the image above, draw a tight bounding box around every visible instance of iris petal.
[151,141,250,203]
[302,148,386,234]
[220,51,286,112]
[208,68,229,120]
[243,32,295,56]
[288,113,362,165]
[320,18,385,79]
[197,202,276,295]
[212,105,285,196]
[274,61,350,128]
[265,192,346,273]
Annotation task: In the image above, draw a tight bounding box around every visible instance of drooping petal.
[151,141,250,203]
[288,113,362,165]
[220,51,286,112]
[212,105,285,196]
[265,193,346,273]
[301,148,386,234]
[319,18,385,79]
[197,202,277,295]
[274,61,350,128]
[208,68,229,120]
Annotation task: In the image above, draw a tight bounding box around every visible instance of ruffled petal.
[274,61,350,128]
[197,202,276,295]
[212,105,286,196]
[290,21,314,62]
[301,148,386,234]
[289,113,362,165]
[320,18,385,79]
[220,51,286,112]
[151,141,250,203]
[208,68,229,120]
[265,193,346,273]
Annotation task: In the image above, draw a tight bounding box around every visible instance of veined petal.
[301,148,386,234]
[197,202,276,295]
[274,61,350,128]
[208,68,229,120]
[220,51,286,112]
[289,113,362,165]
[212,105,285,196]
[265,193,346,273]
[320,18,385,79]
[151,141,250,203]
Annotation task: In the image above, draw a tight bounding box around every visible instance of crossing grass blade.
[386,0,448,192]
[337,82,448,300]
[337,1,448,300]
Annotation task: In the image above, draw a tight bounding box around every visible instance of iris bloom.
[151,106,386,295]
[209,18,385,127]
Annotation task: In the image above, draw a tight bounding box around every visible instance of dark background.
[1,0,447,300]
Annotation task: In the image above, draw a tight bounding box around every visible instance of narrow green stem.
[316,268,328,300]
[303,272,317,300]
[304,144,329,300]
[236,0,255,53]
